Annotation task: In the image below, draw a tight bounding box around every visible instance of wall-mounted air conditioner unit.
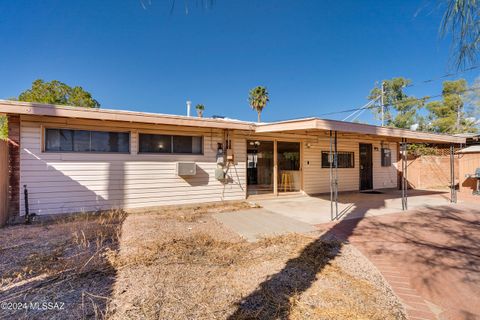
[176,162,196,176]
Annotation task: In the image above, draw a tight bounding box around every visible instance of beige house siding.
[19,119,246,215]
[303,136,398,194]
[19,117,400,215]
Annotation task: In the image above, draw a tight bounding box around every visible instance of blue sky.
[0,0,478,124]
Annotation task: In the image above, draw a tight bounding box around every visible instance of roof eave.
[0,100,254,130]
[255,118,465,144]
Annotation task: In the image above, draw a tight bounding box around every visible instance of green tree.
[248,86,269,122]
[368,77,426,129]
[0,117,7,140]
[18,79,100,108]
[0,79,100,139]
[426,79,477,133]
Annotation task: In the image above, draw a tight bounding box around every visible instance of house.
[0,100,465,220]
[454,133,480,146]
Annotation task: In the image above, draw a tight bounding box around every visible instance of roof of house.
[454,133,480,138]
[457,145,480,153]
[0,99,465,144]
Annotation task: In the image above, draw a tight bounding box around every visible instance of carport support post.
[329,131,339,221]
[450,144,457,203]
[401,138,408,210]
[334,131,338,218]
[329,131,333,220]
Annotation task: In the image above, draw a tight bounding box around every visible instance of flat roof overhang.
[255,118,466,144]
[0,100,466,144]
[0,100,254,131]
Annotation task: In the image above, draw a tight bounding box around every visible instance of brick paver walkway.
[317,203,480,320]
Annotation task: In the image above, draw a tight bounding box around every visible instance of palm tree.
[248,86,270,122]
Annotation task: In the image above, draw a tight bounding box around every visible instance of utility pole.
[380,81,385,127]
[456,103,462,132]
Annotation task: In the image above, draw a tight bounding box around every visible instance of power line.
[319,85,480,117]
[333,66,480,121]
[404,65,480,89]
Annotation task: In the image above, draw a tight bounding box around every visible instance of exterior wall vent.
[176,162,196,176]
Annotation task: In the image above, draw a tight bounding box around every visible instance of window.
[139,133,203,154]
[321,151,354,168]
[381,148,392,166]
[45,128,130,153]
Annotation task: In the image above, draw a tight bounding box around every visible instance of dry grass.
[0,210,127,320]
[126,200,256,222]
[107,207,406,320]
[0,202,406,319]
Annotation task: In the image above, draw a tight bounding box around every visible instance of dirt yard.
[0,202,406,320]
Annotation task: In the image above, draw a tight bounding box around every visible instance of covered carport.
[255,118,465,221]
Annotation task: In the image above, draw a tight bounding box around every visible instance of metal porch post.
[401,138,408,210]
[450,144,457,203]
[329,130,339,220]
[334,131,339,219]
[329,131,333,220]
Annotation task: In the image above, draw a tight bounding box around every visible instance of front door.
[277,141,301,193]
[359,143,373,190]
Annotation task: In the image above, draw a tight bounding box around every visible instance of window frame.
[321,151,355,169]
[138,132,204,155]
[42,126,131,154]
[381,147,392,167]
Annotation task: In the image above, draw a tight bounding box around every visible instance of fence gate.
[0,140,8,226]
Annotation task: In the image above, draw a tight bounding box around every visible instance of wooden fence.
[406,155,459,189]
[0,140,8,226]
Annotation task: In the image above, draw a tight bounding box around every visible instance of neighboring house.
[0,100,464,218]
[454,133,480,146]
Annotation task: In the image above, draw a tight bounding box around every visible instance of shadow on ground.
[227,195,385,319]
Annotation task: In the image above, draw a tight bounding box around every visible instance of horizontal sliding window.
[45,129,130,153]
[321,151,354,168]
[139,133,203,154]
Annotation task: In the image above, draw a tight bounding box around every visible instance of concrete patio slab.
[254,189,453,224]
[213,208,317,242]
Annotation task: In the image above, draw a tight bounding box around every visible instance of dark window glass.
[139,134,203,154]
[73,130,90,152]
[90,131,130,152]
[173,135,192,153]
[59,129,74,151]
[321,151,354,168]
[45,129,60,151]
[381,148,392,166]
[139,134,171,153]
[45,129,130,153]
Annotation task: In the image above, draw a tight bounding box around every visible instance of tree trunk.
[257,111,261,123]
